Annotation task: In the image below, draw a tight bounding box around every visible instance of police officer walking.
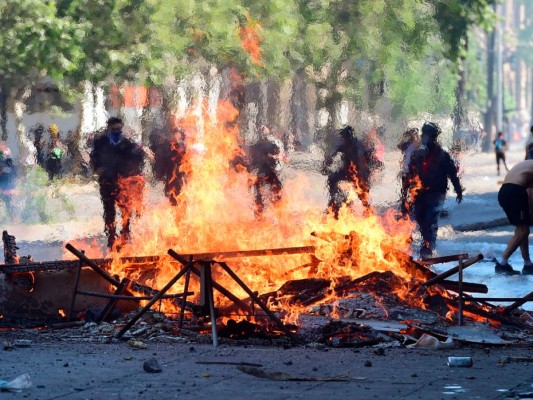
[402,122,464,259]
[90,117,146,250]
[323,126,373,219]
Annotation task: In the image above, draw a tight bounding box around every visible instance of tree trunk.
[290,71,310,151]
[14,86,36,168]
[453,32,469,146]
[140,95,154,145]
[94,84,107,131]
[0,86,8,141]
[516,60,522,112]
[69,95,88,177]
[453,61,468,142]
[483,25,496,152]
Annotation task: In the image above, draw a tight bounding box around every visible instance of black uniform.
[32,125,46,167]
[45,141,65,180]
[248,138,282,216]
[90,134,144,249]
[404,144,463,258]
[323,127,372,218]
[149,130,186,206]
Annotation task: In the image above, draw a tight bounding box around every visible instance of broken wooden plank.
[237,366,361,382]
[196,361,263,367]
[416,253,469,266]
[423,254,484,287]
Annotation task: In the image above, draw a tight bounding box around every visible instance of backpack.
[50,147,64,160]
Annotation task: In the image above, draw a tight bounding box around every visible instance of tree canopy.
[0,0,497,121]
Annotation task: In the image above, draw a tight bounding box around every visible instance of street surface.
[0,336,532,400]
[0,145,532,399]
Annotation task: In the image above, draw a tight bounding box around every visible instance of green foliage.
[0,0,85,89]
[430,0,496,62]
[0,0,500,125]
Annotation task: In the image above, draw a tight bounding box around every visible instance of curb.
[454,217,509,232]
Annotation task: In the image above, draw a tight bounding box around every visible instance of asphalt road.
[1,147,532,399]
[0,337,531,400]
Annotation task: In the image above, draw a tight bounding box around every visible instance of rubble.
[0,234,532,350]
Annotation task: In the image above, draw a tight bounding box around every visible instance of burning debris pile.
[1,232,532,348]
[1,102,532,348]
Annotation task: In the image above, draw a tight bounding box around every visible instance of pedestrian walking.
[0,141,16,219]
[493,131,509,175]
[402,122,464,259]
[494,159,533,275]
[90,117,146,250]
[45,124,66,180]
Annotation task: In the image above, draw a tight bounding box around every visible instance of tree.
[430,0,496,142]
[0,0,85,166]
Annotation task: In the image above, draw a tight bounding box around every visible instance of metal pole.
[168,249,250,312]
[203,262,219,348]
[458,256,464,326]
[178,266,192,330]
[67,260,83,321]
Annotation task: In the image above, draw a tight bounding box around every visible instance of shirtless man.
[495,160,533,275]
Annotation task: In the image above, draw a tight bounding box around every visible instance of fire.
[404,175,425,213]
[71,98,425,326]
[239,13,263,66]
[58,309,66,318]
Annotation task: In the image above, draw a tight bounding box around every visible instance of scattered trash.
[237,366,359,382]
[447,324,510,345]
[373,348,385,356]
[0,373,32,392]
[196,361,263,367]
[131,327,148,337]
[498,356,533,365]
[447,357,473,367]
[143,358,162,373]
[127,339,147,349]
[408,333,455,350]
[519,312,533,326]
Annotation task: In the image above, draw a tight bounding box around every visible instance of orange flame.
[408,175,424,204]
[239,14,263,66]
[70,99,425,324]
